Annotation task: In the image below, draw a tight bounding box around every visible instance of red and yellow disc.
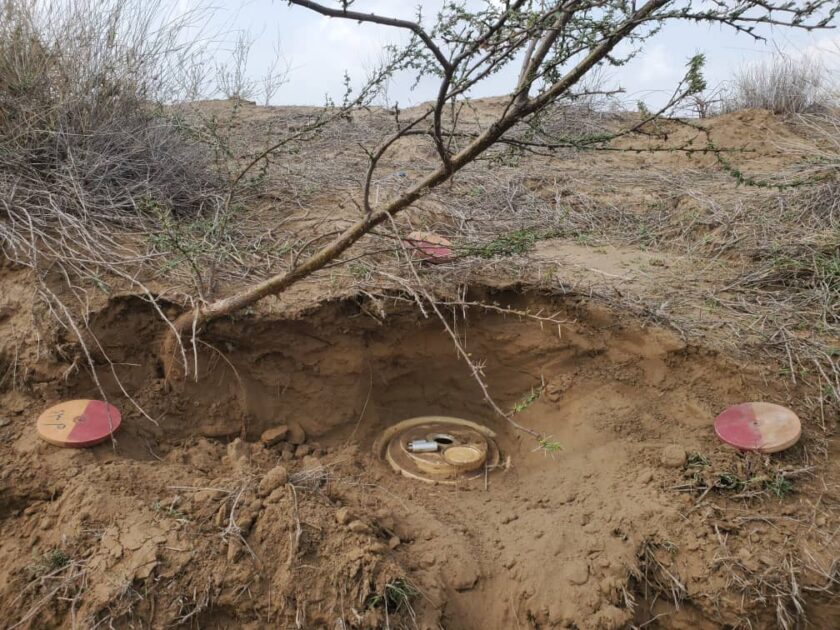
[714,402,801,453]
[37,400,122,448]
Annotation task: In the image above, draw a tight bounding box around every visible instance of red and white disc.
[37,400,121,448]
[404,231,454,264]
[714,402,801,453]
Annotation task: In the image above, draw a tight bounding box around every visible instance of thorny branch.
[165,0,835,353]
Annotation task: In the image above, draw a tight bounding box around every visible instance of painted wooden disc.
[714,402,800,453]
[405,231,454,263]
[37,400,121,448]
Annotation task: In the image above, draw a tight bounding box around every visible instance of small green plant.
[681,466,797,500]
[366,578,419,614]
[636,224,655,245]
[686,452,710,468]
[659,540,679,555]
[461,228,557,259]
[764,473,794,498]
[768,249,840,287]
[347,262,370,280]
[28,548,71,576]
[45,549,70,571]
[512,386,542,415]
[715,472,745,492]
[535,436,563,455]
[153,500,190,522]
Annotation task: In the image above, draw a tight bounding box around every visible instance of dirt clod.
[450,562,480,591]
[226,538,242,562]
[280,443,295,461]
[266,486,286,504]
[637,469,654,484]
[287,421,306,445]
[347,520,369,534]
[258,465,289,496]
[301,455,322,471]
[214,503,227,527]
[294,444,313,457]
[335,507,355,525]
[660,444,687,468]
[226,438,250,470]
[564,560,590,585]
[260,425,289,446]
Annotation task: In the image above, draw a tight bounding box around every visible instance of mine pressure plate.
[374,416,500,484]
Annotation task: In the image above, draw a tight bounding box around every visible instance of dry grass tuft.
[723,55,835,115]
[635,539,687,609]
[0,0,225,292]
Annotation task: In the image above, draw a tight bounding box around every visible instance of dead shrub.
[0,0,223,282]
[723,54,834,115]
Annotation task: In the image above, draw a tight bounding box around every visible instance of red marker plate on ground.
[714,402,801,453]
[405,231,454,264]
[37,400,121,448]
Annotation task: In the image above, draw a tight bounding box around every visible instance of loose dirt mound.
[1,269,837,628]
[594,109,810,192]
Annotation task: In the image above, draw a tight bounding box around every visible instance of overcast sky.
[181,1,840,108]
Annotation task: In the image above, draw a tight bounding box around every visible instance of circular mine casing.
[374,416,500,484]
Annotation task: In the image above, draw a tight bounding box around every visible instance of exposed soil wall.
[0,280,837,628]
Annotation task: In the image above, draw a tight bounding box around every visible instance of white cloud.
[198,1,838,106]
[803,34,840,69]
[635,44,682,85]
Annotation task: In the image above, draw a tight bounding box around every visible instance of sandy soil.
[0,103,838,629]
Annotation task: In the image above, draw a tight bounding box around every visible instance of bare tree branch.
[286,0,452,70]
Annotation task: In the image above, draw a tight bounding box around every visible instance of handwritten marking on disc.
[714,402,801,453]
[37,400,121,448]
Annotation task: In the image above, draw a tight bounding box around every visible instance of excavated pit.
[7,287,817,629]
[82,288,768,460]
